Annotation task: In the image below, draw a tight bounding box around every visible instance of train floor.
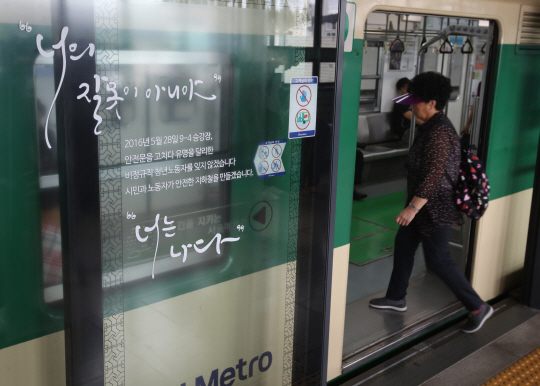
[349,190,404,266]
[337,296,540,386]
[345,179,465,368]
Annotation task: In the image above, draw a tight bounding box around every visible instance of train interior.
[343,11,492,371]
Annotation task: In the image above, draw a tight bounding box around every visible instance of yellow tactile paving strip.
[483,347,540,385]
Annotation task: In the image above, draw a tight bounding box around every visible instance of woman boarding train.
[369,72,493,334]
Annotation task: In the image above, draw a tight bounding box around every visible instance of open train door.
[342,12,498,374]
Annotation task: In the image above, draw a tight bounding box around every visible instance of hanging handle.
[420,17,428,54]
[390,14,404,53]
[461,38,474,54]
[390,37,404,53]
[439,38,454,54]
[420,36,428,54]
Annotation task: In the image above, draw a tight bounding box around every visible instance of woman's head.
[409,72,452,111]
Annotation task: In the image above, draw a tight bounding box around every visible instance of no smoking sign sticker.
[289,76,317,139]
[254,140,287,178]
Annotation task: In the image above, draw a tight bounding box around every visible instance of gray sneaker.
[461,304,494,333]
[369,297,407,312]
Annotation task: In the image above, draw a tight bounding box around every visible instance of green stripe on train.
[334,39,363,249]
[486,44,540,200]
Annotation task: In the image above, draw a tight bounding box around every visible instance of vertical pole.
[51,0,104,385]
[321,0,346,383]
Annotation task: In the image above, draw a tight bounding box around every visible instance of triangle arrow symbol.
[253,206,266,225]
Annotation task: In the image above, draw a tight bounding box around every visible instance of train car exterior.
[0,0,539,385]
[329,0,540,380]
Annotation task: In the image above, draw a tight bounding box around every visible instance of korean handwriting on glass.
[36,27,95,149]
[135,213,240,279]
[76,77,217,135]
[33,25,218,148]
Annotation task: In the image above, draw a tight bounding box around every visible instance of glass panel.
[1,1,65,356]
[362,46,380,76]
[3,0,338,383]
[0,0,339,386]
[449,49,463,100]
[93,0,329,385]
[360,45,380,111]
[35,49,64,308]
[422,46,439,72]
[360,79,377,107]
[321,0,338,48]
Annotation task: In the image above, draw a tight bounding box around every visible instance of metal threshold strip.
[342,302,465,373]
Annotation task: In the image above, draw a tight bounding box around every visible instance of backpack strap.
[444,132,472,189]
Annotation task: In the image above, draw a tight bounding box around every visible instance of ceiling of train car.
[364,12,490,44]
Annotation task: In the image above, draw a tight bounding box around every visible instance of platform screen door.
[12,0,344,384]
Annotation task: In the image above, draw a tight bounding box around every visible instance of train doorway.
[343,11,496,372]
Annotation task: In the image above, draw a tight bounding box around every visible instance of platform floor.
[336,297,540,386]
[483,345,540,385]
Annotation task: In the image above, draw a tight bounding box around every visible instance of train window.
[421,46,439,72]
[321,0,339,48]
[448,49,464,100]
[360,42,383,112]
[360,79,378,106]
[363,44,382,73]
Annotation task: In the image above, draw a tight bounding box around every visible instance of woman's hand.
[395,206,418,226]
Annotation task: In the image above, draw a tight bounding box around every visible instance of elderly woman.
[369,72,492,334]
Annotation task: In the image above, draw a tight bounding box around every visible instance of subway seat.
[357,113,409,162]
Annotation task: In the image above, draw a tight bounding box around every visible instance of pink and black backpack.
[446,146,490,220]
